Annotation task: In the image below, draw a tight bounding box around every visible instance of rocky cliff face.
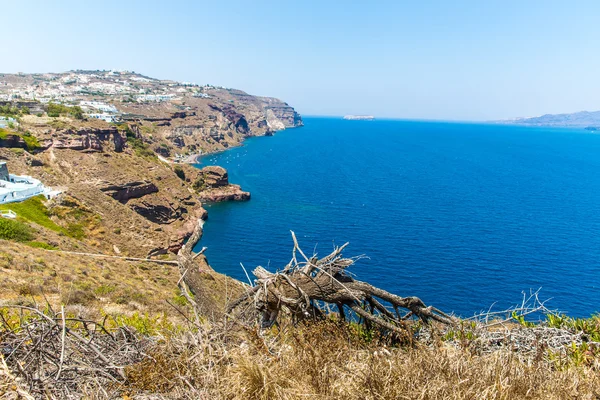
[0,71,300,258]
[193,166,250,202]
[257,97,304,128]
[48,127,125,152]
[0,134,27,149]
[100,181,159,202]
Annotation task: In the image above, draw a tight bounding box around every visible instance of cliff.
[193,166,251,202]
[0,70,303,159]
[0,70,299,257]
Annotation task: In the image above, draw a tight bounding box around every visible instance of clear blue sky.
[3,0,599,120]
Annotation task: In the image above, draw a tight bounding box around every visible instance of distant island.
[499,110,600,128]
[343,115,375,121]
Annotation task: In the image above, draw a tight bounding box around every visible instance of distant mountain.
[501,111,600,128]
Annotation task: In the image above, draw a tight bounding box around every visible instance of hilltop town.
[0,70,302,158]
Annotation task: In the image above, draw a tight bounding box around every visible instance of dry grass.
[2,301,600,399]
[0,240,183,318]
[121,320,600,400]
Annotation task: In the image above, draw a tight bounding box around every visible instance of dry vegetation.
[2,308,600,400]
[2,235,600,399]
[0,241,186,317]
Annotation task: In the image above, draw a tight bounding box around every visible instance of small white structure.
[79,101,118,113]
[86,113,118,123]
[135,94,175,102]
[0,162,60,204]
[0,210,16,219]
[0,117,18,128]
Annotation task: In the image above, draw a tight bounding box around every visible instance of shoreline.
[182,125,303,165]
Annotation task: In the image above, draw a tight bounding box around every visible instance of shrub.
[173,165,186,180]
[192,175,206,191]
[21,131,40,151]
[95,284,116,296]
[65,223,86,239]
[0,195,60,233]
[25,241,57,250]
[46,103,84,119]
[0,129,40,151]
[61,289,96,305]
[0,104,19,116]
[128,136,156,158]
[0,218,34,242]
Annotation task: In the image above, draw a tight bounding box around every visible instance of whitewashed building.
[0,162,60,204]
[86,113,118,123]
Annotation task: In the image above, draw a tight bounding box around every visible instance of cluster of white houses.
[0,162,60,205]
[79,101,120,123]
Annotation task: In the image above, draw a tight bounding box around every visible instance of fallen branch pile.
[227,231,454,334]
[0,305,150,399]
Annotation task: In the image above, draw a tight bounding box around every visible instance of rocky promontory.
[193,166,250,202]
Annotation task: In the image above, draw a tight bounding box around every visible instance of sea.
[194,117,600,318]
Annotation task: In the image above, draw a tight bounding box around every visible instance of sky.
[2,0,600,121]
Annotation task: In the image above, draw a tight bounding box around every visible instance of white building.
[80,101,118,113]
[86,113,118,123]
[0,162,60,204]
[0,117,18,128]
[136,94,175,102]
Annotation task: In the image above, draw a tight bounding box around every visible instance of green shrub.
[0,104,19,116]
[25,241,57,250]
[95,284,116,296]
[0,128,41,151]
[0,195,60,232]
[128,137,156,158]
[0,218,34,242]
[192,175,206,191]
[61,289,96,305]
[47,103,84,119]
[21,132,40,151]
[173,165,186,180]
[65,223,86,239]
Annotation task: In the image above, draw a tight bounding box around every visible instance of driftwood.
[227,231,454,335]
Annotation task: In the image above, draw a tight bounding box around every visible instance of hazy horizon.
[3,0,600,121]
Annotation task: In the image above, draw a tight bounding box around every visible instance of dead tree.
[227,232,454,335]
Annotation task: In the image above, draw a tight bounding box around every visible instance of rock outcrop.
[50,127,125,152]
[257,97,304,128]
[99,181,159,203]
[0,134,27,149]
[201,166,229,188]
[197,184,250,202]
[193,166,250,202]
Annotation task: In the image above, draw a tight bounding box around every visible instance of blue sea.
[194,117,600,318]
